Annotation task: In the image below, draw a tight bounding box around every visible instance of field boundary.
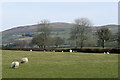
[1,47,120,54]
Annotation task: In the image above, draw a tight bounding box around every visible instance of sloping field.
[2,50,118,78]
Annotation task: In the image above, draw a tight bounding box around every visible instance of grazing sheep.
[20,58,28,63]
[30,50,32,51]
[62,51,63,52]
[104,52,106,54]
[70,49,72,53]
[11,61,19,68]
[107,52,110,54]
[73,50,77,52]
[53,50,55,52]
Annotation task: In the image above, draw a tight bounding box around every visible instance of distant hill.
[2,22,73,35]
[2,22,118,44]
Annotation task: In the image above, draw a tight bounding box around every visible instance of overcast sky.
[1,2,118,31]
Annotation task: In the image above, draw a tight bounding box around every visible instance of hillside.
[2,22,73,43]
[2,22,118,44]
[2,22,73,35]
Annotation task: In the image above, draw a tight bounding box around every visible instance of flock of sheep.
[104,52,110,54]
[11,49,110,68]
[10,49,71,68]
[11,58,28,68]
[30,49,110,54]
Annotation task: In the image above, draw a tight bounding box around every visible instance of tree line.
[12,18,119,49]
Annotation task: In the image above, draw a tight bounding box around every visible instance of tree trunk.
[43,45,46,49]
[102,44,104,48]
[55,45,58,48]
[80,41,83,48]
[75,35,77,48]
[75,40,77,48]
[102,40,105,48]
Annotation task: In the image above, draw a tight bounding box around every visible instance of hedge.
[1,47,120,54]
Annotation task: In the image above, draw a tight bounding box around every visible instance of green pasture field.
[59,46,115,49]
[2,50,118,78]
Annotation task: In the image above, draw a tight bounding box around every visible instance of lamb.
[11,61,19,68]
[20,57,28,63]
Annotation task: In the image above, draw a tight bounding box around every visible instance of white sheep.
[107,52,110,54]
[70,49,72,53]
[20,58,28,63]
[62,51,63,52]
[30,50,32,51]
[104,52,106,54]
[11,61,19,68]
[53,50,55,52]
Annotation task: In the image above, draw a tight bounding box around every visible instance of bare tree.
[38,19,51,34]
[36,19,51,49]
[53,37,64,47]
[70,18,92,48]
[97,26,111,48]
[30,34,47,48]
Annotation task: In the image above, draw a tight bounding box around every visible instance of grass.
[59,46,115,49]
[2,50,118,78]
